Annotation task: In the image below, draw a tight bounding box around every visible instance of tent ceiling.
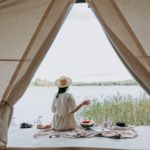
[0,0,50,59]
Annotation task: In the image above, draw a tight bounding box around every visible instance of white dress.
[51,92,76,131]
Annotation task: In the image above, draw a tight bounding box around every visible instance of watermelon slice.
[80,119,94,128]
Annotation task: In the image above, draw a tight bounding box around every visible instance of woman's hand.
[82,99,91,106]
[70,100,91,114]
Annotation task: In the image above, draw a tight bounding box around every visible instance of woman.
[37,76,90,131]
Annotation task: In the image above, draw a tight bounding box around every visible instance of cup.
[102,120,113,128]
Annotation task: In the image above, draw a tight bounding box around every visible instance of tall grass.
[77,93,150,125]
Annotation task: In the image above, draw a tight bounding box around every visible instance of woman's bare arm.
[70,100,91,114]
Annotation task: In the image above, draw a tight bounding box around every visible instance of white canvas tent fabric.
[0,0,150,149]
[0,0,75,147]
[87,0,150,94]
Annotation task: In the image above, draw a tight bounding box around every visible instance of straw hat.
[55,76,72,88]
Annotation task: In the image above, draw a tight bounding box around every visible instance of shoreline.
[30,80,138,87]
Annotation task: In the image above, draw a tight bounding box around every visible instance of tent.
[0,0,150,149]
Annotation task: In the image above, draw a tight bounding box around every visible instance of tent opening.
[8,2,149,144]
[10,2,134,126]
[5,1,150,149]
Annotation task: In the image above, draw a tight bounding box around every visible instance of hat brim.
[55,76,72,88]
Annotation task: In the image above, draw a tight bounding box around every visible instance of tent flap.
[0,0,75,147]
[87,0,150,94]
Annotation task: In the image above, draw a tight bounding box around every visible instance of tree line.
[31,78,138,87]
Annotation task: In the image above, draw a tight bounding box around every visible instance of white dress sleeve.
[68,94,76,113]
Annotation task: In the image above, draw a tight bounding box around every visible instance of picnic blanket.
[33,126,137,139]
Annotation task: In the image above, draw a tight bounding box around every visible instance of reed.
[77,93,150,125]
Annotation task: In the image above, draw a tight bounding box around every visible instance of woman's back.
[52,92,76,116]
[52,92,76,131]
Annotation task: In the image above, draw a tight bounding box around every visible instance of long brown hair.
[56,87,68,98]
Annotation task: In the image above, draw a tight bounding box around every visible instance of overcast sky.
[32,3,133,82]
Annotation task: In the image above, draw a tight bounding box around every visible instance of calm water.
[12,85,148,125]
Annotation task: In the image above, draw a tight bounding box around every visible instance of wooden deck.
[7,126,150,150]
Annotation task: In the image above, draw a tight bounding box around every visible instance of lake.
[12,85,148,125]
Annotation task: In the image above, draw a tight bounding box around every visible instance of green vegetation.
[31,78,53,86]
[77,93,150,125]
[31,78,138,86]
[72,80,138,86]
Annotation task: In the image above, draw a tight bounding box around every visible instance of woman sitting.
[37,76,90,131]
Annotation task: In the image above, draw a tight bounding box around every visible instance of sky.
[32,3,133,82]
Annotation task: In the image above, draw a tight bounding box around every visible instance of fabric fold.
[0,0,75,147]
[33,126,137,139]
[86,0,150,94]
